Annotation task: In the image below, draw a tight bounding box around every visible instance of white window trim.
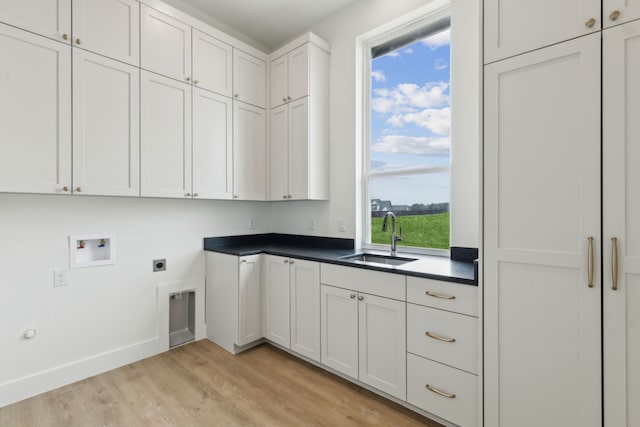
[359,2,451,257]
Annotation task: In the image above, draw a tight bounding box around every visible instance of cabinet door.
[484,34,601,427]
[72,0,139,66]
[320,285,358,380]
[288,44,308,101]
[484,0,600,63]
[233,102,266,200]
[141,5,191,82]
[288,98,309,200]
[358,293,406,400]
[192,30,232,97]
[238,254,262,346]
[269,104,289,200]
[603,20,640,427]
[270,53,287,108]
[0,25,71,194]
[73,49,139,196]
[263,255,291,348]
[141,71,192,198]
[0,0,70,43]
[233,49,265,108]
[604,0,640,28]
[290,259,320,362]
[193,88,232,199]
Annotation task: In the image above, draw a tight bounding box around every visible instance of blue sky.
[370,29,451,206]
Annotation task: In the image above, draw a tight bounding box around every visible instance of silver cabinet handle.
[358,295,364,301]
[426,384,456,399]
[75,187,82,192]
[241,259,247,263]
[282,97,287,102]
[62,186,70,192]
[184,193,191,197]
[350,294,356,299]
[186,77,191,82]
[193,193,199,197]
[425,331,456,343]
[289,260,294,265]
[612,237,619,290]
[75,38,81,45]
[588,236,594,288]
[283,259,289,264]
[425,291,455,300]
[62,34,69,40]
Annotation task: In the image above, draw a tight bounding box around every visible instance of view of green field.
[371,212,450,250]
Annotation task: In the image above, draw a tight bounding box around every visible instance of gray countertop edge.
[204,244,477,286]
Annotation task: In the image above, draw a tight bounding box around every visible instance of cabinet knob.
[185,193,191,197]
[233,195,239,199]
[193,80,199,84]
[287,195,292,199]
[234,94,239,98]
[241,259,247,263]
[610,10,621,21]
[350,294,356,299]
[287,96,291,101]
[62,34,69,40]
[358,295,364,301]
[75,187,82,193]
[585,18,596,28]
[289,260,294,265]
[193,193,199,197]
[186,77,191,82]
[284,259,289,263]
[282,97,287,102]
[62,186,70,192]
[75,38,81,45]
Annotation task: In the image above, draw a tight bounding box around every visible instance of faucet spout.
[381,212,402,256]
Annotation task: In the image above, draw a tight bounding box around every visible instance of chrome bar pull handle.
[612,237,619,290]
[588,237,594,288]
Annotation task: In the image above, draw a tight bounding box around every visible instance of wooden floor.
[0,340,442,426]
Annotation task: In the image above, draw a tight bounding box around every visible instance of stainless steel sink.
[340,253,417,266]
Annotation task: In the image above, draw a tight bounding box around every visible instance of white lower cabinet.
[407,354,478,427]
[264,255,321,361]
[205,252,262,353]
[320,281,406,401]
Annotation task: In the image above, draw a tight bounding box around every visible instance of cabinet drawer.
[407,353,478,427]
[320,264,405,301]
[407,277,478,316]
[407,304,478,374]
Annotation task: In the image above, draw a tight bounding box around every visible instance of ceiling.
[177,0,360,50]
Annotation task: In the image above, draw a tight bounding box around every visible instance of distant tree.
[410,203,427,211]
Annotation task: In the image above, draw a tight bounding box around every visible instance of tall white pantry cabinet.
[484,1,640,426]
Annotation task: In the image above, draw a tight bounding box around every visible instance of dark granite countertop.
[204,234,477,286]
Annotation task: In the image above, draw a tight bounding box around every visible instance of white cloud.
[389,107,451,135]
[371,70,386,82]
[371,82,449,114]
[404,47,414,54]
[372,135,451,156]
[422,28,451,50]
[383,51,400,58]
[434,58,448,70]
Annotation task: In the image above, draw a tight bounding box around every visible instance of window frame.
[361,5,451,257]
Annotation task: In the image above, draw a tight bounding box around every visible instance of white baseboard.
[0,337,161,408]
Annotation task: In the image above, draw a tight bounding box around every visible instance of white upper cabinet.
[269,44,310,108]
[603,19,640,427]
[0,24,71,194]
[192,29,232,97]
[233,102,266,200]
[233,49,266,108]
[484,0,600,63]
[192,88,233,199]
[604,0,640,28]
[269,104,289,200]
[141,5,191,83]
[140,70,192,198]
[0,0,71,44]
[484,34,601,427]
[72,49,139,196]
[71,0,140,66]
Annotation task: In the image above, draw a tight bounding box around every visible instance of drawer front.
[407,304,478,374]
[407,354,478,427]
[407,276,478,316]
[320,263,405,301]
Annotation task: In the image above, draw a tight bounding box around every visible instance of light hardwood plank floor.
[0,340,443,426]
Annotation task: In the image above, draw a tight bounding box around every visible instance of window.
[364,15,451,254]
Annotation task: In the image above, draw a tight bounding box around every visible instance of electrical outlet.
[339,218,346,232]
[309,219,317,231]
[53,269,68,287]
[153,259,166,272]
[249,218,256,229]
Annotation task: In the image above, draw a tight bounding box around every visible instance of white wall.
[0,193,269,406]
[270,0,481,249]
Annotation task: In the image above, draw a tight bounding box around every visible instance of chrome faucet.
[381,212,402,256]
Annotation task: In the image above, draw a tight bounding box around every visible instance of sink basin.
[340,253,417,266]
